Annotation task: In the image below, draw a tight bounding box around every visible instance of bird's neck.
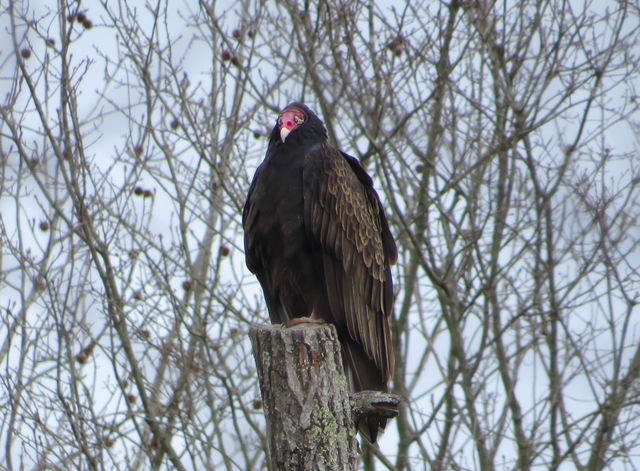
[268,135,326,157]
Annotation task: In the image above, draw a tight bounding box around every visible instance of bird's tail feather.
[342,340,388,443]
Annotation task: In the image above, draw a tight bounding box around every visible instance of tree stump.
[249,323,359,471]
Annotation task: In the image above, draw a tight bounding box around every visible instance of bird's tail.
[341,340,388,443]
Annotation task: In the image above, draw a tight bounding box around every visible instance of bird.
[242,102,397,442]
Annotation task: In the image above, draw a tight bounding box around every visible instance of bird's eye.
[294,115,304,125]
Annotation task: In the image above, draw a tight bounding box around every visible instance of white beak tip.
[280,127,290,142]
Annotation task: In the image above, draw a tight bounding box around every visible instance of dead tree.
[249,323,398,471]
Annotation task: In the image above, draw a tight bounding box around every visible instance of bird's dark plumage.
[242,103,397,442]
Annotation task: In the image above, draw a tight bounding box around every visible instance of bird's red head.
[278,104,307,142]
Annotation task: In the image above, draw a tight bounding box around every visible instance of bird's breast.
[251,156,308,256]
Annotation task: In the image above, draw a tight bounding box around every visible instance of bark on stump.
[249,323,359,471]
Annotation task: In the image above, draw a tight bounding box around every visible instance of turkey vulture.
[242,102,397,442]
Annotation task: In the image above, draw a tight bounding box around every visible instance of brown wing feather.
[303,144,395,387]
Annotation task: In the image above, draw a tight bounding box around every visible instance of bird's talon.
[284,317,324,328]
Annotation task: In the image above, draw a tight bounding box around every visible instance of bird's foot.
[284,317,325,328]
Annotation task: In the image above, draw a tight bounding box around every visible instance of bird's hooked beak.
[278,109,301,142]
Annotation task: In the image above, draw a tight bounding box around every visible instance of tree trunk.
[249,323,359,471]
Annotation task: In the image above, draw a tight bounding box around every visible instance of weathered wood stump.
[249,323,359,471]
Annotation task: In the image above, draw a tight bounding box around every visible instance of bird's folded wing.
[303,144,394,384]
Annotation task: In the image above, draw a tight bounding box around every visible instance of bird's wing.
[242,166,261,275]
[303,144,395,386]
